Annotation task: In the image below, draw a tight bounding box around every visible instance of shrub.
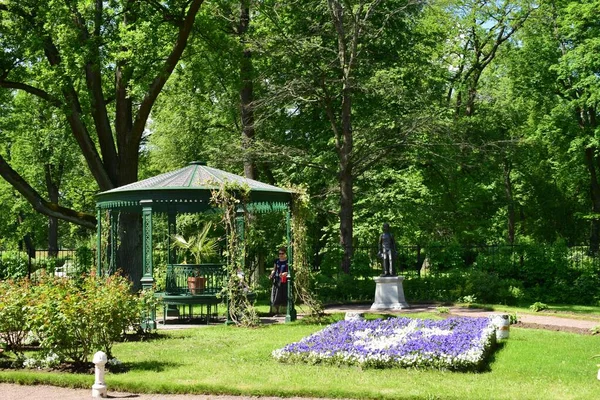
[0,279,33,358]
[425,242,465,273]
[315,273,375,303]
[529,302,548,312]
[74,246,94,275]
[26,273,143,365]
[0,252,29,280]
[458,294,478,304]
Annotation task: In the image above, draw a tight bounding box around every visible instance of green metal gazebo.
[95,161,297,322]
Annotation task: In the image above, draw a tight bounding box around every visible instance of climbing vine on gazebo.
[292,190,324,319]
[211,182,259,326]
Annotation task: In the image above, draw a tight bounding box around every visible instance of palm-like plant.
[171,222,218,265]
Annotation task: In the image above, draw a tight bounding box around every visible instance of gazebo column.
[140,200,156,329]
[96,207,102,275]
[286,207,297,322]
[165,210,179,318]
[140,200,155,290]
[167,211,177,264]
[109,211,118,274]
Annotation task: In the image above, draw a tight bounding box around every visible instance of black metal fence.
[0,248,96,280]
[316,244,600,276]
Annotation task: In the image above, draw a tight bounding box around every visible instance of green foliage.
[529,302,549,312]
[0,274,147,366]
[0,251,29,280]
[0,279,32,358]
[425,242,469,273]
[292,191,324,317]
[29,274,137,363]
[508,312,520,325]
[210,183,259,326]
[170,222,218,265]
[314,273,375,303]
[74,246,94,275]
[457,294,478,304]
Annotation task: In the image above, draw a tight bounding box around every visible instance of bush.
[314,273,375,303]
[425,242,466,273]
[74,246,94,275]
[0,273,146,366]
[0,279,33,358]
[0,252,29,280]
[529,302,548,312]
[404,269,530,305]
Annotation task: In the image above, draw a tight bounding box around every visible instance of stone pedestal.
[371,276,409,310]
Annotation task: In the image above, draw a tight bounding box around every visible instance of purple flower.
[272,316,497,371]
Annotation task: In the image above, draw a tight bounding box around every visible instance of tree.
[0,0,206,286]
[254,0,427,273]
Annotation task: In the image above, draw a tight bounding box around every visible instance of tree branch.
[0,154,96,229]
[40,35,114,190]
[130,0,205,153]
[0,80,62,106]
[67,0,119,184]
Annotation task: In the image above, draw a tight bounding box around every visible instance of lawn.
[1,312,599,400]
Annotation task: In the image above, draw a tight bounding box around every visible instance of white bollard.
[345,311,365,321]
[489,314,510,340]
[92,351,108,398]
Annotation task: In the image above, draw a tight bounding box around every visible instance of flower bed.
[273,317,497,371]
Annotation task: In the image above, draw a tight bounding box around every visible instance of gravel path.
[1,304,598,400]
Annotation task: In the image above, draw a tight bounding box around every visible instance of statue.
[378,223,396,276]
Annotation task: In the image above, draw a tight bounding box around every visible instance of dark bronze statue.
[378,223,396,276]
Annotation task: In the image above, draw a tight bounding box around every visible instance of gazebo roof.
[96,162,293,213]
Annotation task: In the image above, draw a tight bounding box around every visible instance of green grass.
[463,303,600,322]
[1,313,599,399]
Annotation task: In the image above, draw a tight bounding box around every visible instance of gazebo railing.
[164,263,227,295]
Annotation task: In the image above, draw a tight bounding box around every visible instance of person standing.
[269,247,289,315]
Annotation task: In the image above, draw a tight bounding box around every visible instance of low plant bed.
[273,316,497,371]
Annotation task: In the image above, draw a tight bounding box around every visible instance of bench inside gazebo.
[95,161,296,325]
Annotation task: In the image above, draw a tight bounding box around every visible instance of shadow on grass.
[126,360,183,373]
[477,340,507,373]
[120,331,170,343]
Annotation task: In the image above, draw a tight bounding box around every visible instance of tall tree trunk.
[338,79,353,274]
[239,1,256,179]
[17,212,35,258]
[118,213,143,290]
[45,164,59,257]
[339,165,353,274]
[116,154,142,288]
[504,160,515,244]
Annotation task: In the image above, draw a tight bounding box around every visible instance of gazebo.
[95,161,296,322]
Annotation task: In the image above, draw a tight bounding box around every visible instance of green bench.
[156,263,254,324]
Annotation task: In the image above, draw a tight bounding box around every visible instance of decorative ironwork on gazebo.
[95,161,296,322]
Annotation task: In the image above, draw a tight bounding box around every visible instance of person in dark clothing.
[269,247,289,315]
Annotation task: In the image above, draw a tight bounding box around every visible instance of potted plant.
[171,222,218,294]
